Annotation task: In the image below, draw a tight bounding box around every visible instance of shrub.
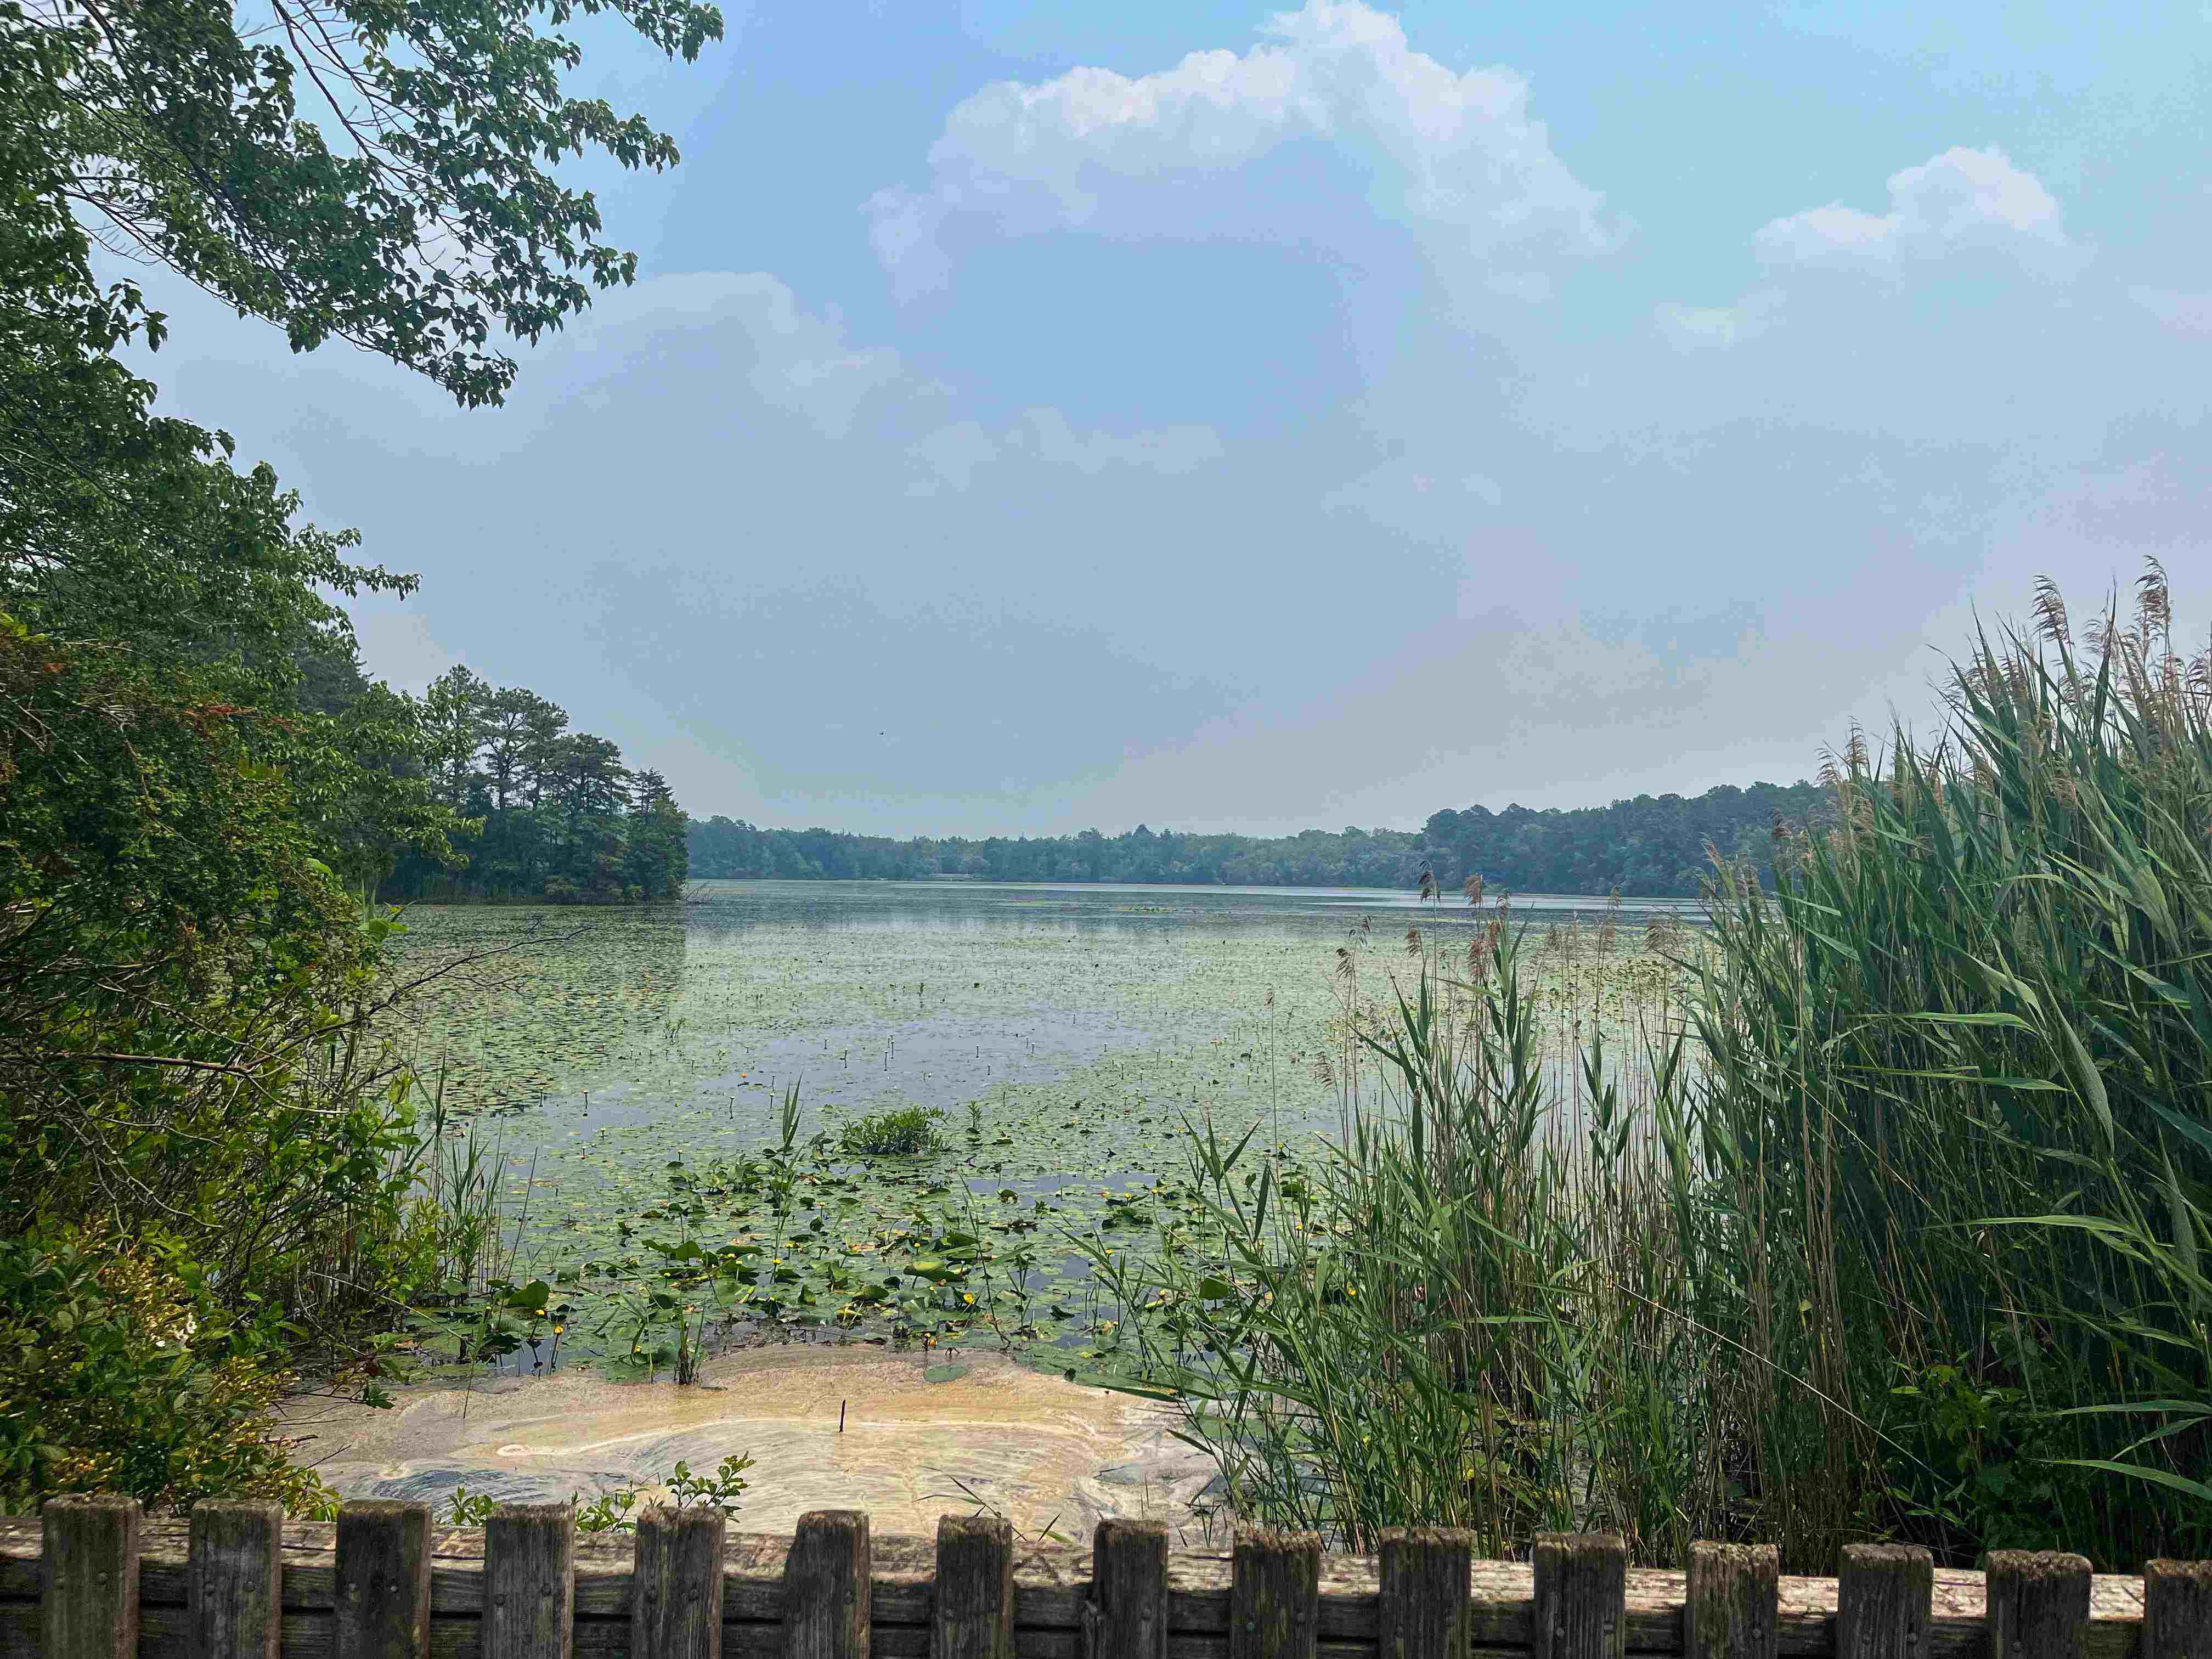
[0,1230,336,1515]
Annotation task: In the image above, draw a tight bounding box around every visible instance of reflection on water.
[392,878,1700,1125]
[385,879,1701,1373]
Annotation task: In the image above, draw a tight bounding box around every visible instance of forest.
[377,667,689,902]
[688,778,1829,896]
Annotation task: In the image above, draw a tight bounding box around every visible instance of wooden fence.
[3,1497,2208,1659]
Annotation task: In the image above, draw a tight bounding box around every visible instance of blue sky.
[129,1,2212,835]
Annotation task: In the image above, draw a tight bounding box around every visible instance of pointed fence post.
[1533,1533,1627,1659]
[486,1502,575,1659]
[1685,1542,1777,1659]
[1835,1545,1932,1659]
[44,1494,142,1659]
[1089,1519,1169,1659]
[1378,1528,1472,1659]
[190,1499,284,1659]
[1231,1527,1320,1659]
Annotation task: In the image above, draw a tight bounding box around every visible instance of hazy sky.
[124,1,2211,837]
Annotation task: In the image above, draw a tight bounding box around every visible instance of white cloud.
[911,409,1224,492]
[1322,454,1506,540]
[1753,146,2076,278]
[570,272,902,437]
[1656,290,1783,351]
[866,0,1616,298]
[1013,409,1224,475]
[2130,286,2212,338]
[909,421,1000,494]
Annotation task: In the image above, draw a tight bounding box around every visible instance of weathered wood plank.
[0,1602,1388,1659]
[0,1515,2175,1659]
[484,1506,573,1659]
[2142,1559,2212,1659]
[1534,1535,1626,1659]
[1685,1544,1775,1659]
[1231,1527,1321,1659]
[1835,1546,1930,1659]
[631,1509,723,1659]
[1090,1520,1170,1659]
[935,1516,1013,1659]
[44,1495,143,1659]
[1378,1529,1472,1659]
[783,1511,868,1659]
[1986,1552,2090,1659]
[335,1504,433,1659]
[190,1500,284,1659]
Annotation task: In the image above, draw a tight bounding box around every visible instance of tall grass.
[1090,563,2210,1570]
[1689,563,2211,1566]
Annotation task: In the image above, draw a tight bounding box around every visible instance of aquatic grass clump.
[838,1105,946,1157]
[1685,560,2212,1569]
[1083,935,1716,1562]
[1092,562,2212,1573]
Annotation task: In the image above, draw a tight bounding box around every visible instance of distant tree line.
[375,666,689,902]
[687,780,1831,898]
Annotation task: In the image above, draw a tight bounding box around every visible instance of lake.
[388,879,1696,1375]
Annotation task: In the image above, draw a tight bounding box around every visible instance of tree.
[422,665,489,810]
[626,769,689,899]
[0,0,720,1514]
[5,0,722,408]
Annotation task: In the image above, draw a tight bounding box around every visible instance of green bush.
[0,621,439,1510]
[0,1231,337,1515]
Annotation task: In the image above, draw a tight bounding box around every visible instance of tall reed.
[1092,563,2211,1570]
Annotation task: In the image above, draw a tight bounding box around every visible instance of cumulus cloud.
[866,0,1616,298]
[1322,455,1505,541]
[570,272,903,437]
[1752,146,2076,278]
[1653,148,2082,350]
[1655,290,1783,352]
[910,409,1224,493]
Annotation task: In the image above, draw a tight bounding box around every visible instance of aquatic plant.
[839,1107,946,1157]
[1090,563,2212,1573]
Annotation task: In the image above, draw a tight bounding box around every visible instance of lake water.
[389,879,1696,1373]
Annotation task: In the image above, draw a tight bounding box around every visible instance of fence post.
[1378,1528,1472,1659]
[1984,1553,2091,1659]
[44,1493,142,1659]
[1533,1533,1627,1659]
[1685,1542,1777,1659]
[2143,1560,2212,1659]
[486,1502,576,1659]
[1835,1545,1931,1659]
[1089,1518,1169,1659]
[190,1498,284,1659]
[336,1500,433,1659]
[935,1514,1013,1659]
[634,1505,726,1659]
[1231,1526,1321,1659]
[786,1510,870,1659]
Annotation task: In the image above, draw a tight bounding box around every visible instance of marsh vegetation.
[1089,570,2212,1573]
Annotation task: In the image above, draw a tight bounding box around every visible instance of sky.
[123,0,2212,837]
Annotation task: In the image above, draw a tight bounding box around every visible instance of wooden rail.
[2,1498,2206,1659]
